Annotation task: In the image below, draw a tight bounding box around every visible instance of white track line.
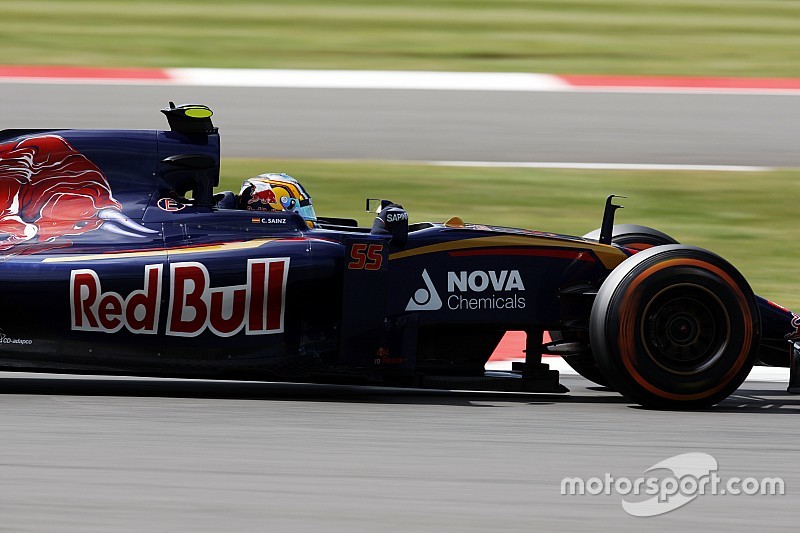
[169,68,569,91]
[3,68,800,96]
[486,358,790,383]
[165,69,800,96]
[428,161,773,172]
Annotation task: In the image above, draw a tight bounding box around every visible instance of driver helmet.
[239,173,317,227]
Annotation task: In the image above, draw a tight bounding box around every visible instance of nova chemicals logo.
[406,269,526,312]
[446,270,525,310]
[406,269,442,311]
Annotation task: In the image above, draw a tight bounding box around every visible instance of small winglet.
[599,195,626,244]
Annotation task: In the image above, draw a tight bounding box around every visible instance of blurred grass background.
[221,160,800,308]
[6,1,800,304]
[3,0,799,76]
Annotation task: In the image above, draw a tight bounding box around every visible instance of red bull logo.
[71,259,289,337]
[0,134,156,251]
[249,188,277,206]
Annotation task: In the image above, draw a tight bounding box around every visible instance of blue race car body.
[0,104,796,408]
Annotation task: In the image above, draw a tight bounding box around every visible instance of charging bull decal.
[0,134,156,251]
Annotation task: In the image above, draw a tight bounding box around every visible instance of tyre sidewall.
[591,245,760,408]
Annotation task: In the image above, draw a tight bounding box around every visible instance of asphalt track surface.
[0,372,796,532]
[0,82,798,530]
[1,82,800,166]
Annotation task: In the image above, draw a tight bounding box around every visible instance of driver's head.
[239,173,317,226]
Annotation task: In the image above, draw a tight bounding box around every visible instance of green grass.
[3,0,800,76]
[219,158,800,309]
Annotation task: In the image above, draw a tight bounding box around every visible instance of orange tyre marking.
[615,258,753,401]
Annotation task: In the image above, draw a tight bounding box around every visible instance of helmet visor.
[296,199,317,223]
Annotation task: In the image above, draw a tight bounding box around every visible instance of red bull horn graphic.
[249,187,278,207]
[71,259,289,337]
[0,134,156,251]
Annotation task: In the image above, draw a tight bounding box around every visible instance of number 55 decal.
[348,243,384,270]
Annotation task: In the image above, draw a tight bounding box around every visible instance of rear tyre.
[556,225,678,387]
[583,224,678,252]
[590,245,760,409]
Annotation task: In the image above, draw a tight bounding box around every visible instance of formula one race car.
[0,103,797,409]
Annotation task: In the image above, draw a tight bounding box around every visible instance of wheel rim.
[640,283,730,375]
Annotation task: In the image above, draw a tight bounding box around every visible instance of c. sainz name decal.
[70,258,289,337]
